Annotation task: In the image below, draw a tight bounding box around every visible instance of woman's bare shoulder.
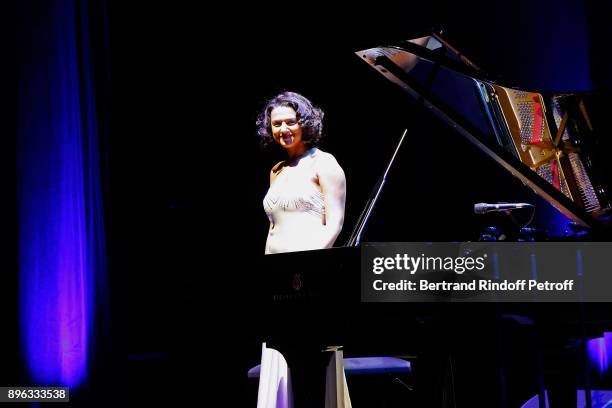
[270,161,285,183]
[314,149,343,172]
[271,160,285,172]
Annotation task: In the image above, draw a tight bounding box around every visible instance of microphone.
[474,202,534,214]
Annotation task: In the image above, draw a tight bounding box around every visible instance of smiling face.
[270,106,304,150]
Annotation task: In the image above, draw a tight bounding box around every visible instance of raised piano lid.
[354,30,612,232]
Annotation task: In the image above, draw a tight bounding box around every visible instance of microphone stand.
[346,128,408,246]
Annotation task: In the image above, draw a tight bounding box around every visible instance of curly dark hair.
[256,91,324,148]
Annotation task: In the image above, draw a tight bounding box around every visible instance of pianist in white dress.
[257,91,346,254]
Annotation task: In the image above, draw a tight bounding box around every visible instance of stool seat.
[248,356,411,378]
[343,357,411,376]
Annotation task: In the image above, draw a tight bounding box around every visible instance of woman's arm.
[264,222,273,254]
[264,162,284,254]
[317,153,346,248]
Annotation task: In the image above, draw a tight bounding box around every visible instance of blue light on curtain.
[17,0,109,388]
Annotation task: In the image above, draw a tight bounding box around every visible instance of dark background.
[105,0,612,405]
[108,0,612,254]
[11,0,612,405]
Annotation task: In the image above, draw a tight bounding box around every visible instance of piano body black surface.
[248,248,612,407]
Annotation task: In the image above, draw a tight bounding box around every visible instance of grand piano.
[353,30,612,234]
[247,30,612,407]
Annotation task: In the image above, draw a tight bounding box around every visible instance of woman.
[257,91,346,254]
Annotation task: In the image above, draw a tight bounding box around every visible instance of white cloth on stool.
[256,343,294,408]
[324,349,352,408]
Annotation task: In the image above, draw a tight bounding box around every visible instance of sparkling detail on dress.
[263,153,325,220]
